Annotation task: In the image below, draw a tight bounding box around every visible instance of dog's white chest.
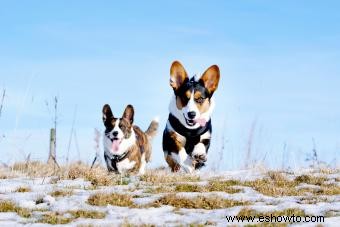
[117,159,136,173]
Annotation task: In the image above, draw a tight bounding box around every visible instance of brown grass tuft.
[140,170,200,183]
[314,185,340,195]
[324,210,340,217]
[0,200,31,218]
[37,212,73,224]
[10,161,125,187]
[295,175,326,185]
[207,180,242,193]
[87,192,134,207]
[242,172,316,197]
[15,186,31,193]
[69,210,106,219]
[50,189,73,197]
[151,194,250,209]
[238,207,306,218]
[174,181,241,194]
[67,163,120,187]
[299,196,334,204]
[11,161,61,177]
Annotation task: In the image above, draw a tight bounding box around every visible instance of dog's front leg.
[104,154,116,172]
[192,142,207,163]
[171,148,194,173]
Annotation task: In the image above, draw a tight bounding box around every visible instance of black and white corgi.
[102,104,158,174]
[163,61,220,173]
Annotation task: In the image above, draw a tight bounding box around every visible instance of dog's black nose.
[112,131,118,137]
[187,111,196,119]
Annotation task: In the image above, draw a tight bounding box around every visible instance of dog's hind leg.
[138,153,146,175]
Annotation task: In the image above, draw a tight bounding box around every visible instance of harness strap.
[111,150,129,162]
[167,114,211,155]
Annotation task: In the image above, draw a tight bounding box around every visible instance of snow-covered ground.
[0,166,339,226]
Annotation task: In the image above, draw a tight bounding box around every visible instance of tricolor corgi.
[163,61,220,173]
[102,104,158,174]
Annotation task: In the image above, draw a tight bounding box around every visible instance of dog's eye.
[195,97,204,104]
[120,125,126,131]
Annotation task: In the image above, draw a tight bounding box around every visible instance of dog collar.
[168,114,211,138]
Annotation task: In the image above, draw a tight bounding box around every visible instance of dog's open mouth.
[111,138,122,152]
[183,114,196,126]
[184,114,207,127]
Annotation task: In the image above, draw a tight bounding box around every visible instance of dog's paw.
[192,143,207,162]
[193,154,207,162]
[194,161,206,170]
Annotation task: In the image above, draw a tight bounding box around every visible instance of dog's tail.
[145,117,159,140]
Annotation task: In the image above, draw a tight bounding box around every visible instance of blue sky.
[0,1,339,169]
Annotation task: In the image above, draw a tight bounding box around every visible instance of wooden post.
[47,128,56,165]
[0,89,5,120]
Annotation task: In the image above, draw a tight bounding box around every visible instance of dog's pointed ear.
[102,104,113,127]
[122,104,134,124]
[199,65,220,96]
[170,61,188,92]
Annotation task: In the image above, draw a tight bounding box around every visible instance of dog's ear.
[170,61,188,92]
[199,65,220,96]
[102,104,113,127]
[122,104,134,124]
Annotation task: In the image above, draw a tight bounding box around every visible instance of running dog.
[102,104,158,174]
[163,61,220,173]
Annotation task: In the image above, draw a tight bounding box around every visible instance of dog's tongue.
[195,118,207,127]
[111,139,121,152]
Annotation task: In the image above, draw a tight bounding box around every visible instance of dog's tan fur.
[103,104,158,174]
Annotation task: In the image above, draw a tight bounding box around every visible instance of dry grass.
[207,180,243,193]
[140,170,200,183]
[10,161,125,187]
[174,182,241,194]
[15,186,31,193]
[11,161,62,177]
[37,212,73,224]
[151,194,250,209]
[295,175,326,185]
[298,196,334,204]
[144,186,174,194]
[36,210,106,225]
[147,172,338,196]
[0,200,31,218]
[314,185,340,195]
[174,184,203,192]
[69,210,106,219]
[245,224,287,227]
[0,169,17,179]
[50,189,74,197]
[87,192,134,207]
[238,207,306,218]
[324,209,340,217]
[66,163,124,187]
[243,173,299,197]
[144,180,242,194]
[241,171,339,197]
